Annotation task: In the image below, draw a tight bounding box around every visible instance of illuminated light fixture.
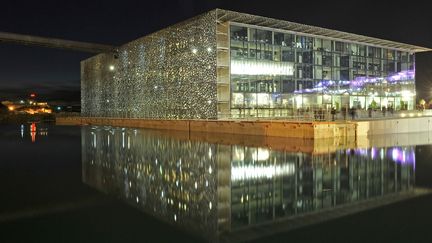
[409,113,415,117]
[109,65,115,71]
[8,106,14,111]
[192,48,198,54]
[231,163,295,181]
[231,59,294,76]
[207,47,212,52]
[400,113,406,117]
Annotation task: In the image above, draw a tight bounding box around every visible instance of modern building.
[81,9,431,119]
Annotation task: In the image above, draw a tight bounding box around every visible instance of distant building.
[81,9,431,119]
[1,99,52,114]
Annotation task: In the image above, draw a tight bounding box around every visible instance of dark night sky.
[1,0,432,102]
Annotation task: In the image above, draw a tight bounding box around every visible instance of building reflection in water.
[82,126,415,242]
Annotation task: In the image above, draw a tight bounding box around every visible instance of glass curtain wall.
[229,24,416,118]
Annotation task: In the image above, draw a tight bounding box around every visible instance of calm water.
[2,124,432,242]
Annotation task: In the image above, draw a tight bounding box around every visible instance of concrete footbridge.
[0,31,116,53]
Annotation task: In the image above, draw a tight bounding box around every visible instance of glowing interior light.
[392,148,399,161]
[295,96,303,107]
[251,148,270,161]
[109,65,115,71]
[208,148,212,158]
[401,90,414,100]
[231,59,294,76]
[233,147,245,161]
[371,147,376,160]
[256,93,270,106]
[231,164,295,181]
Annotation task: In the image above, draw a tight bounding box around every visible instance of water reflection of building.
[229,146,414,229]
[82,126,219,240]
[82,126,415,242]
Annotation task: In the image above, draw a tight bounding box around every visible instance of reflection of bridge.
[0,31,116,53]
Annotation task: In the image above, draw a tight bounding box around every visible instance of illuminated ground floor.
[230,93,415,118]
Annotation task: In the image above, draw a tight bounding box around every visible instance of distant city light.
[30,93,36,98]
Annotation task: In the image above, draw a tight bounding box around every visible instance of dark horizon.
[1,0,432,102]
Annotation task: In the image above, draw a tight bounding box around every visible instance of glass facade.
[81,9,425,120]
[230,24,416,118]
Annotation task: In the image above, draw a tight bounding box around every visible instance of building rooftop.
[216,9,431,53]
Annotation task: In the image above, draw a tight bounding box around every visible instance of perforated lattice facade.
[82,10,218,119]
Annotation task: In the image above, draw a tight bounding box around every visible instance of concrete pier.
[56,117,356,139]
[57,115,432,139]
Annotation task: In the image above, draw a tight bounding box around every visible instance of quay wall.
[56,117,356,139]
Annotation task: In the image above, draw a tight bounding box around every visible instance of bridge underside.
[0,31,116,53]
